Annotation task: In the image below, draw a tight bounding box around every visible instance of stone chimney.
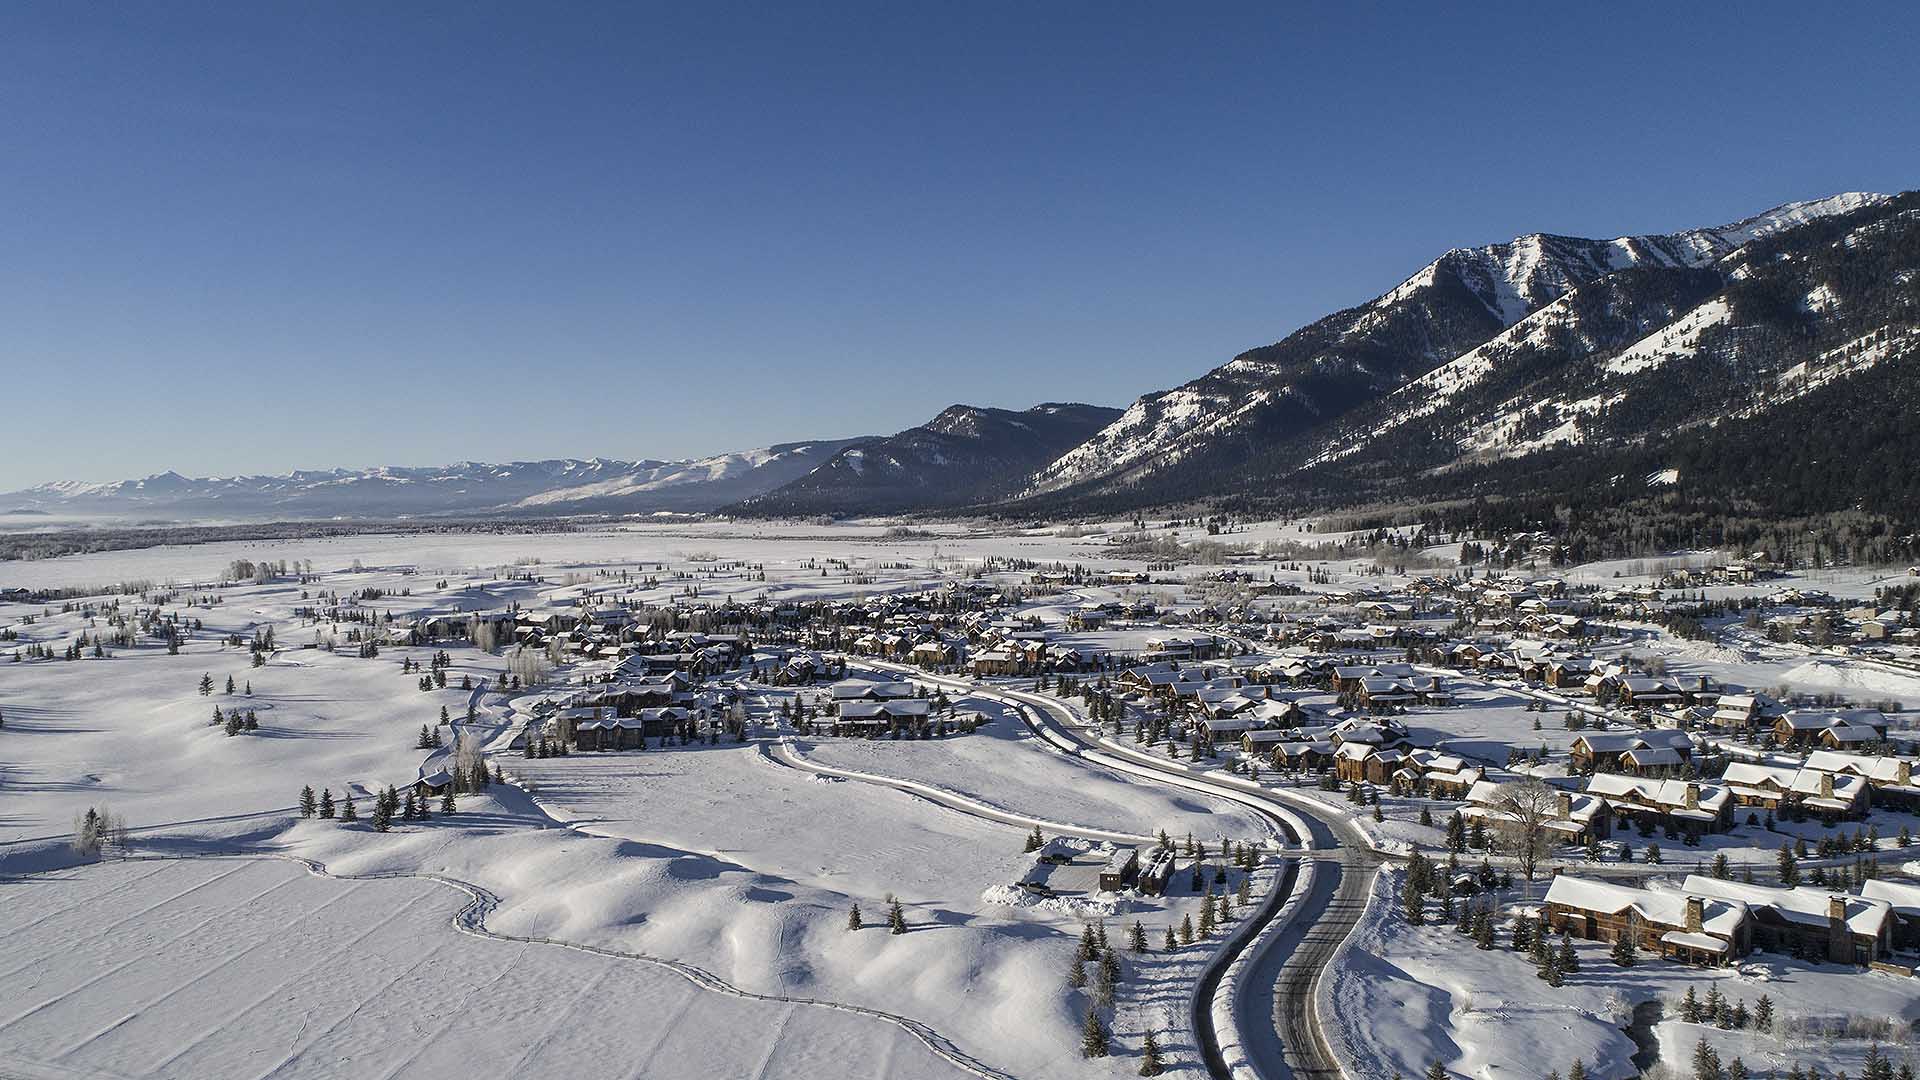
[1900,760,1912,785]
[1821,772,1835,799]
[1829,895,1853,965]
[1557,792,1573,820]
[1684,783,1700,810]
[1685,896,1705,933]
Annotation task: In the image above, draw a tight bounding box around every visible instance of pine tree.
[371,794,392,832]
[888,896,906,934]
[1727,1058,1749,1080]
[199,673,214,696]
[1067,954,1087,988]
[440,788,456,816]
[402,791,418,821]
[1138,1029,1165,1076]
[1080,1005,1109,1059]
[225,675,236,694]
[1752,994,1773,1033]
[1568,1060,1586,1080]
[847,903,862,931]
[1610,931,1637,967]
[1094,952,1118,1008]
[1129,920,1148,953]
[1198,895,1216,937]
[1163,925,1177,951]
[1426,1061,1449,1080]
[1025,825,1044,852]
[319,787,335,819]
[299,785,317,819]
[340,794,356,822]
[1692,1039,1722,1080]
[1179,913,1194,944]
[1681,986,1702,1023]
[1557,934,1578,974]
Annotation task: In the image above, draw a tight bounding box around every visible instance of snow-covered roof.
[1681,875,1890,937]
[1545,875,1747,936]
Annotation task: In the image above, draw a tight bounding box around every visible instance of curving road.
[865,660,1378,1080]
[1005,685,1377,1080]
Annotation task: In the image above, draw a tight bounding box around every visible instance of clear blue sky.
[4,2,1916,489]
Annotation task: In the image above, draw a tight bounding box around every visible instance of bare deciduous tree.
[1494,779,1561,881]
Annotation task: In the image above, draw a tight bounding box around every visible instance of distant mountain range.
[13,189,1918,531]
[2,441,867,519]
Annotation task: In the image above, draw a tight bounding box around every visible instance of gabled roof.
[1545,875,1748,936]
[1682,875,1890,937]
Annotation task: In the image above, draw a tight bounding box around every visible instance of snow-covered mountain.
[732,402,1122,516]
[3,440,871,519]
[1024,192,1891,506]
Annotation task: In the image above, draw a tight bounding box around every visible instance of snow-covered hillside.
[1025,193,1891,503]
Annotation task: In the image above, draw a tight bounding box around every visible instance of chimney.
[1821,772,1835,799]
[1900,760,1912,785]
[1830,895,1848,930]
[1685,896,1705,933]
[1684,783,1701,810]
[1557,792,1573,820]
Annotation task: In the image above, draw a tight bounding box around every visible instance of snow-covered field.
[0,855,972,1080]
[6,522,1920,1079]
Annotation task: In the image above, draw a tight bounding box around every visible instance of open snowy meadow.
[5,520,1920,1080]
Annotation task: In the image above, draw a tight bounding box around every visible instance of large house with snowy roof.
[1583,775,1731,835]
[1773,709,1889,749]
[1544,875,1750,966]
[1721,761,1869,819]
[1568,730,1692,774]
[1465,782,1610,844]
[1681,875,1893,965]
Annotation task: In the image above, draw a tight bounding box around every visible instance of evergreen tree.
[1568,1060,1586,1080]
[1610,931,1637,967]
[1138,1029,1165,1076]
[319,787,335,819]
[1080,1006,1109,1059]
[1129,921,1148,953]
[1426,1061,1449,1080]
[847,903,862,931]
[1067,954,1087,989]
[1163,925,1178,951]
[340,794,356,822]
[299,785,317,819]
[1752,994,1774,1033]
[440,788,456,816]
[888,896,907,934]
[1681,986,1701,1024]
[1179,913,1194,944]
[1094,951,1118,1008]
[1557,934,1578,974]
[1693,1040,1722,1080]
[199,673,214,696]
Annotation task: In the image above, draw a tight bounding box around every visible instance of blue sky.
[3,3,1916,488]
